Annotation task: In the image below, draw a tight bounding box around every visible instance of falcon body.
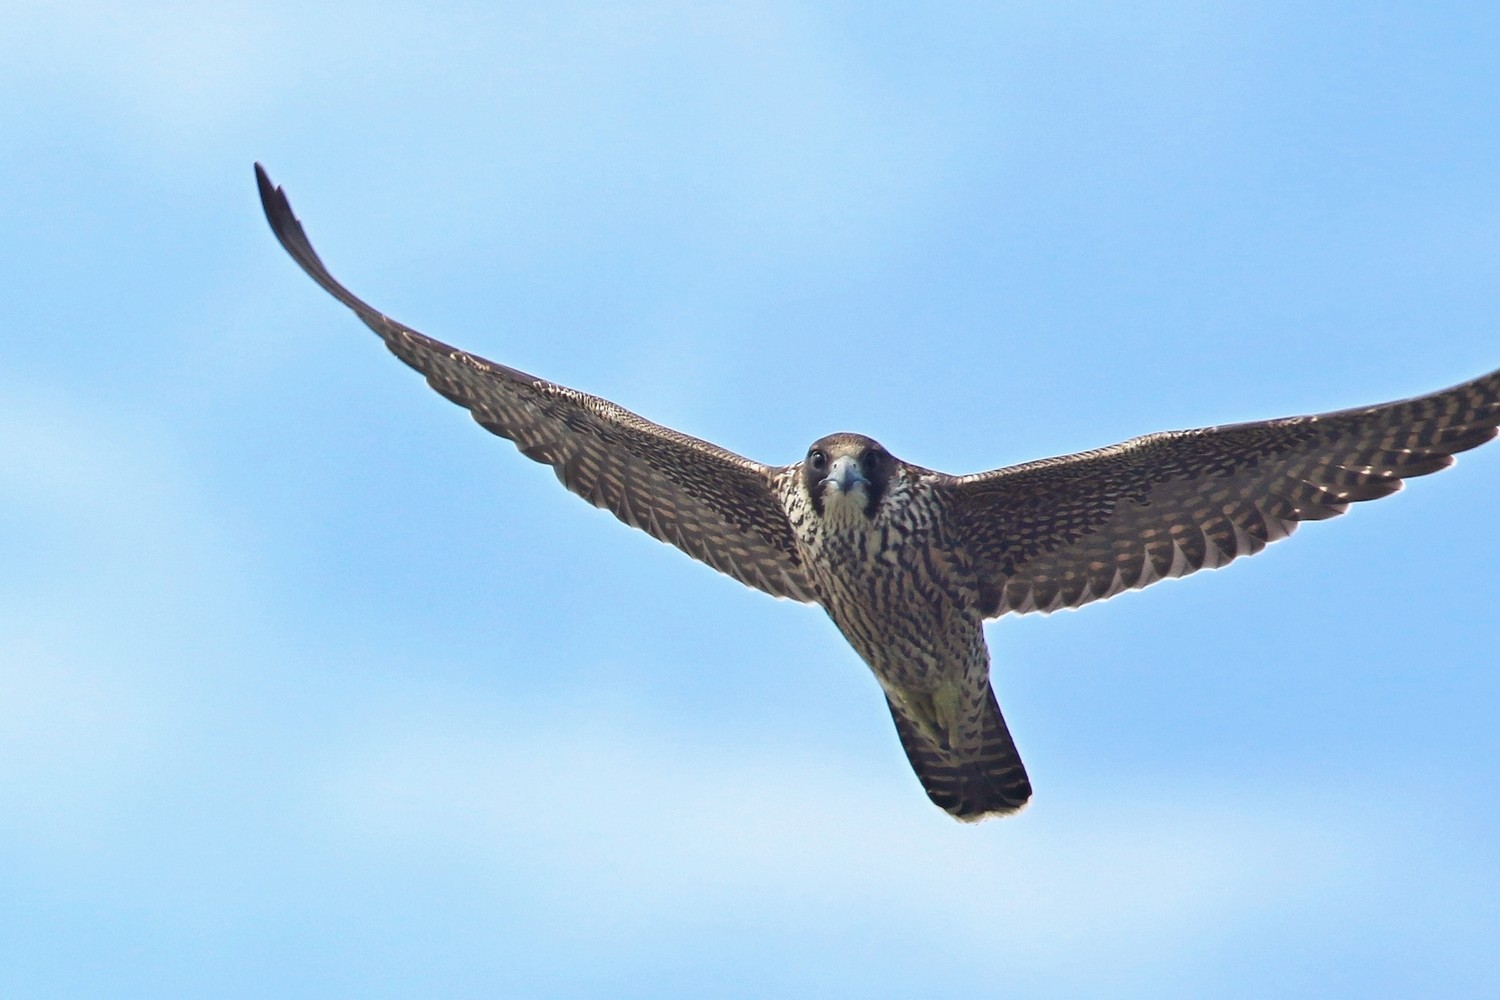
[776,435,1030,814]
[256,163,1500,821]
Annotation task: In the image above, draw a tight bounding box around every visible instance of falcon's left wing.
[947,368,1500,617]
[256,164,818,603]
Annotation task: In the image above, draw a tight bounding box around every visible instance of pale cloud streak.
[313,697,1398,975]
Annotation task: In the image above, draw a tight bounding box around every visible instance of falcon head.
[802,433,894,520]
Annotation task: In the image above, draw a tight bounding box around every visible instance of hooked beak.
[821,455,869,495]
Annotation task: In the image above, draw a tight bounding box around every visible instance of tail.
[886,685,1032,821]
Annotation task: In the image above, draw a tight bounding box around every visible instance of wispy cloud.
[4,1,283,155]
[313,697,1405,971]
[0,379,269,848]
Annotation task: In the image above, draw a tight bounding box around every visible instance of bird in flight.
[256,163,1499,822]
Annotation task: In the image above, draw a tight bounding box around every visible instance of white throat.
[823,485,867,513]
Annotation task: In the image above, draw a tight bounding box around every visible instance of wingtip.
[250,162,329,281]
[253,161,272,202]
[253,161,293,237]
[249,163,410,330]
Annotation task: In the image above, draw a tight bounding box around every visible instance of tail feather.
[886,686,1032,821]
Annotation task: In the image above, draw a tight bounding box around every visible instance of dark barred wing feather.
[256,165,817,603]
[951,369,1500,617]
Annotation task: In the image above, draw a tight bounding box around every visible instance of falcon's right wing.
[256,164,818,603]
[947,367,1500,617]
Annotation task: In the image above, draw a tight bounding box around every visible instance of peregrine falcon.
[255,164,1500,822]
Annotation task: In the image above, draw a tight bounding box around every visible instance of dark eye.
[862,449,882,471]
[809,449,827,471]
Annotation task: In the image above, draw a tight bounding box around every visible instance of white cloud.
[312,695,1394,978]
[4,1,962,258]
[3,1,282,151]
[0,380,267,849]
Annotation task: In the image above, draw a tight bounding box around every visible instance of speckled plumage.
[775,434,1031,817]
[257,164,1500,821]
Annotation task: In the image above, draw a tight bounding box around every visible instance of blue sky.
[4,2,1499,996]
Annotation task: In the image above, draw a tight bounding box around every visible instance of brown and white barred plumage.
[777,434,1031,818]
[257,163,1500,821]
